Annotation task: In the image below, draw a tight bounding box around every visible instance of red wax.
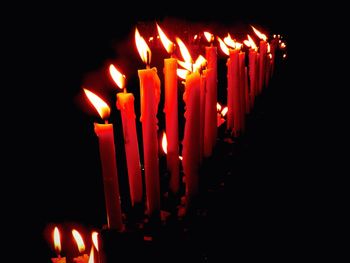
[182,71,201,208]
[116,92,143,206]
[239,51,246,133]
[94,123,123,231]
[163,58,180,194]
[248,49,258,110]
[227,49,240,135]
[244,66,250,114]
[138,67,161,217]
[258,40,267,93]
[204,46,218,157]
[51,257,66,263]
[199,69,207,163]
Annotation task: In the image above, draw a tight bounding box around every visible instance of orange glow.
[247,34,257,50]
[72,229,86,253]
[109,64,125,90]
[53,226,61,255]
[157,23,174,54]
[88,248,94,263]
[235,42,243,50]
[243,40,251,47]
[216,102,222,111]
[280,42,286,49]
[83,88,110,120]
[283,53,287,58]
[193,55,207,72]
[224,33,235,49]
[135,27,151,65]
[203,31,213,43]
[178,60,192,72]
[176,37,193,64]
[221,106,228,116]
[177,68,189,80]
[217,37,229,56]
[91,232,99,251]
[267,43,270,53]
[149,36,154,42]
[162,131,167,154]
[193,34,198,40]
[251,25,267,41]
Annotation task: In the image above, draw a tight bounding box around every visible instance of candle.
[51,226,66,263]
[252,26,268,94]
[135,28,161,218]
[244,66,250,114]
[238,49,246,133]
[83,89,124,231]
[109,64,143,207]
[91,231,101,263]
[203,31,218,157]
[72,229,89,263]
[176,37,201,209]
[245,34,258,111]
[157,24,180,194]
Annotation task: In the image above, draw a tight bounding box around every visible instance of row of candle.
[81,23,286,232]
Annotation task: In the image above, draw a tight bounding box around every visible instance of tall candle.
[239,50,246,133]
[135,28,161,218]
[110,64,143,207]
[199,69,207,163]
[252,26,268,94]
[83,89,123,231]
[229,49,240,136]
[51,226,66,263]
[204,44,218,157]
[244,66,250,114]
[157,24,180,194]
[248,47,258,110]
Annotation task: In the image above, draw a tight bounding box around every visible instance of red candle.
[238,49,246,133]
[245,34,258,110]
[51,226,66,263]
[244,66,250,114]
[252,26,268,94]
[228,49,240,135]
[157,24,180,194]
[83,89,123,231]
[72,229,89,263]
[109,64,143,207]
[199,68,207,163]
[203,31,218,157]
[135,28,161,217]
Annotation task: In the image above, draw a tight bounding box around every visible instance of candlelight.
[217,37,229,56]
[203,31,214,43]
[157,23,175,54]
[247,34,257,50]
[216,102,222,111]
[72,229,85,253]
[251,25,267,41]
[109,64,126,90]
[53,227,61,256]
[267,42,270,53]
[177,60,192,72]
[135,27,151,65]
[176,37,193,64]
[83,89,110,120]
[221,106,228,116]
[177,68,189,79]
[88,249,94,263]
[91,232,99,251]
[223,33,236,49]
[161,131,167,154]
[193,55,207,72]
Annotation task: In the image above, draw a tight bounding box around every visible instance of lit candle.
[203,31,218,157]
[176,37,201,209]
[252,26,268,94]
[109,64,143,207]
[238,46,246,133]
[83,88,124,231]
[91,231,101,263]
[72,229,89,263]
[244,66,250,114]
[135,28,161,218]
[157,23,180,194]
[199,67,207,163]
[244,34,258,110]
[51,226,66,263]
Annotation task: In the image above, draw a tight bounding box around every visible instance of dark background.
[5,3,316,261]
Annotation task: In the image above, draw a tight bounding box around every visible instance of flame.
[91,232,99,251]
[224,33,236,49]
[149,36,154,42]
[176,37,193,64]
[247,34,257,50]
[162,132,167,154]
[280,42,286,49]
[217,102,222,111]
[251,25,267,41]
[157,23,174,54]
[283,53,287,59]
[203,31,213,43]
[88,248,94,263]
[177,68,189,80]
[193,55,207,72]
[243,40,251,47]
[72,229,85,253]
[267,43,270,53]
[109,64,125,90]
[193,34,198,40]
[53,226,61,255]
[83,88,110,120]
[235,42,243,50]
[135,27,151,65]
[178,60,192,72]
[217,37,229,56]
[221,106,228,116]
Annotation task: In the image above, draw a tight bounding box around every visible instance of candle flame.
[221,106,228,116]
[267,42,270,53]
[243,40,250,47]
[135,27,151,65]
[178,60,192,72]
[216,102,222,111]
[88,248,94,263]
[72,229,86,253]
[176,37,193,64]
[109,64,126,90]
[91,232,99,251]
[280,42,286,49]
[177,68,189,80]
[235,42,243,50]
[157,23,174,54]
[193,55,207,72]
[224,33,236,49]
[203,31,213,43]
[247,34,257,50]
[83,88,110,120]
[251,25,267,41]
[217,37,229,56]
[162,131,167,154]
[53,226,61,255]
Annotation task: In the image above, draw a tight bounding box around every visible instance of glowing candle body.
[227,49,240,135]
[199,69,207,163]
[204,46,217,157]
[244,66,250,114]
[163,58,180,194]
[265,55,272,88]
[94,123,123,231]
[51,257,66,263]
[182,71,201,208]
[258,40,267,93]
[116,92,143,206]
[73,254,89,263]
[248,49,258,110]
[138,67,161,217]
[239,51,246,133]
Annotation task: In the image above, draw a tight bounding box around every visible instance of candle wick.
[123,87,127,93]
[104,120,108,124]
